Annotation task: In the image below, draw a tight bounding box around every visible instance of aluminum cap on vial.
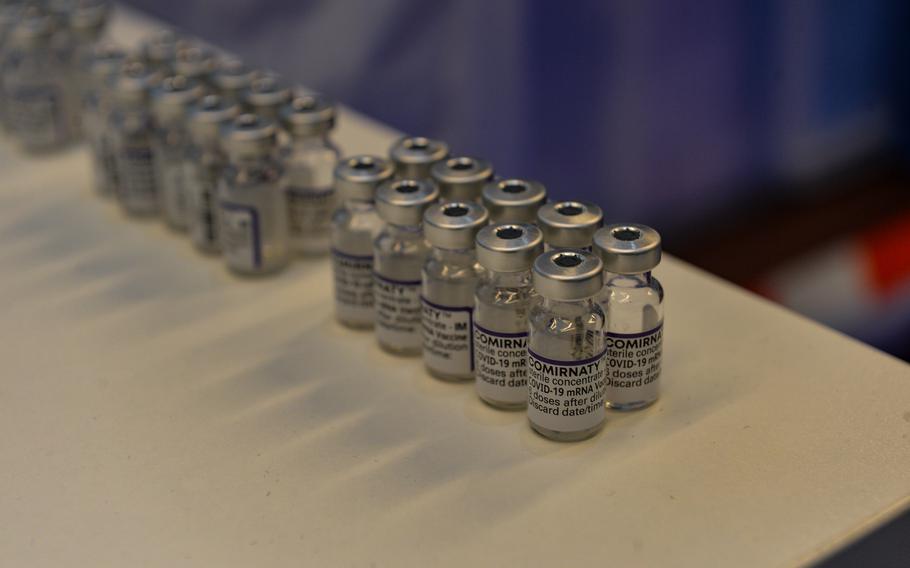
[430,156,494,202]
[243,73,292,121]
[112,59,161,107]
[424,201,489,250]
[593,223,662,274]
[211,58,258,103]
[141,30,186,71]
[375,179,439,226]
[89,43,126,81]
[279,94,336,138]
[537,200,604,249]
[152,75,204,125]
[334,155,395,201]
[390,136,449,179]
[482,178,547,224]
[476,223,543,272]
[533,249,604,301]
[174,45,217,83]
[224,113,277,160]
[189,94,240,147]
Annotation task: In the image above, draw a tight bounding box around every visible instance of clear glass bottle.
[3,9,77,153]
[243,72,291,125]
[151,74,203,231]
[83,43,124,197]
[373,178,439,355]
[389,135,449,180]
[536,200,603,251]
[210,57,257,107]
[474,223,543,409]
[528,249,607,442]
[217,113,290,276]
[331,155,394,328]
[430,156,493,202]
[279,94,340,255]
[421,201,489,380]
[66,0,109,139]
[593,224,664,410]
[482,178,547,225]
[109,59,161,216]
[184,94,239,254]
[173,44,217,92]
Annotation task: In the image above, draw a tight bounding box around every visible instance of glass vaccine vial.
[211,57,257,107]
[331,155,395,328]
[421,201,489,380]
[593,224,664,410]
[185,94,240,254]
[528,249,607,441]
[152,75,204,231]
[67,0,109,138]
[430,156,493,202]
[140,30,184,76]
[109,59,162,216]
[243,72,291,125]
[84,43,124,197]
[174,44,218,91]
[373,178,439,355]
[482,178,547,224]
[3,9,77,153]
[474,223,543,409]
[279,94,341,255]
[217,113,290,275]
[389,135,449,180]
[537,200,603,251]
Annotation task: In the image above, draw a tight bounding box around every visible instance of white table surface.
[1,7,909,568]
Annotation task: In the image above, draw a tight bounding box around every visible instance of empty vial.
[3,9,77,153]
[152,75,204,231]
[218,113,290,275]
[389,135,449,180]
[83,43,124,197]
[331,155,394,328]
[279,94,340,255]
[243,72,291,125]
[474,223,543,409]
[593,224,664,410]
[482,178,547,224]
[109,59,161,216]
[422,201,489,380]
[537,200,603,251]
[528,249,607,441]
[211,57,257,106]
[185,94,239,254]
[373,179,439,355]
[430,156,493,202]
[173,44,217,91]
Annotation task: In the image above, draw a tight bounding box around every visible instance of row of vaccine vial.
[330,142,664,442]
[81,29,341,273]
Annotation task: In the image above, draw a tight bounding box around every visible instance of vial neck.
[290,132,331,148]
[604,271,651,287]
[344,198,374,211]
[386,222,421,235]
[432,247,476,267]
[487,268,532,288]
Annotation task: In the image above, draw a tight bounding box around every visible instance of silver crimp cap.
[243,73,292,121]
[375,179,439,226]
[476,223,544,272]
[533,249,604,301]
[430,156,494,202]
[390,136,450,180]
[174,45,217,82]
[112,59,162,107]
[279,94,336,138]
[224,113,277,160]
[593,223,662,274]
[424,201,489,250]
[152,75,205,125]
[189,94,241,147]
[537,200,604,249]
[211,58,258,103]
[482,178,547,224]
[334,155,395,201]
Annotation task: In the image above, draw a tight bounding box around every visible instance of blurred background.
[124,0,910,360]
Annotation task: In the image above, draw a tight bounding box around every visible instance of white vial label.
[527,349,607,433]
[421,298,473,376]
[605,324,663,405]
[332,249,374,322]
[288,186,333,236]
[374,273,422,350]
[474,324,528,405]
[220,202,262,269]
[8,85,60,147]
